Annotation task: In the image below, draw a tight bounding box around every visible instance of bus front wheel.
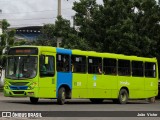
[57,87,66,105]
[30,97,39,104]
[117,89,128,104]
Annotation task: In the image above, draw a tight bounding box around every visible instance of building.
[15,26,42,41]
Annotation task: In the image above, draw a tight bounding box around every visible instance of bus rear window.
[145,62,156,78]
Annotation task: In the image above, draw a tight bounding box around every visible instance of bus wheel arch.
[113,87,129,104]
[57,84,71,105]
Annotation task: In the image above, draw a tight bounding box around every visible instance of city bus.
[3,46,158,104]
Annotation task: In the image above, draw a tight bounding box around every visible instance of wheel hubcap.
[62,91,65,100]
[121,93,126,101]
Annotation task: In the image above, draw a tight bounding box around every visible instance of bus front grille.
[9,82,29,86]
[12,91,25,94]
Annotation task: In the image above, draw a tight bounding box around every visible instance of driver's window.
[40,55,55,77]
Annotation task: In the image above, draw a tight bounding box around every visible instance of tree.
[72,0,160,57]
[34,16,91,50]
[0,19,15,55]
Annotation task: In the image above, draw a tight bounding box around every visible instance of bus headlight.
[4,86,8,89]
[4,82,9,89]
[28,82,37,90]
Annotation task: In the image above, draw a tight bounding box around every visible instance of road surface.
[0,92,159,120]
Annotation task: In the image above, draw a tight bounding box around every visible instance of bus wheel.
[30,97,39,104]
[148,97,155,103]
[118,89,128,104]
[57,87,66,105]
[90,99,104,104]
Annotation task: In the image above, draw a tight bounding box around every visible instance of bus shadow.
[1,99,151,105]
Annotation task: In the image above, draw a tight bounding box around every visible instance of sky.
[0,0,103,28]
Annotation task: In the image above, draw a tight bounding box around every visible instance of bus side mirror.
[40,55,48,64]
[45,56,48,64]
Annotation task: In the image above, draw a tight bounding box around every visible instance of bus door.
[56,48,72,98]
[38,52,56,98]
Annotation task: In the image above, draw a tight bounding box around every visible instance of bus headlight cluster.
[28,82,37,90]
[4,82,9,89]
[4,86,8,89]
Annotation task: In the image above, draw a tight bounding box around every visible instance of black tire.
[90,99,104,104]
[117,89,128,104]
[30,97,39,104]
[148,97,156,103]
[57,87,66,105]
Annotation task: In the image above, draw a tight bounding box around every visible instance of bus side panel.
[72,73,88,98]
[128,77,145,98]
[87,74,108,98]
[118,76,145,99]
[144,78,158,98]
[56,72,72,97]
[102,75,118,98]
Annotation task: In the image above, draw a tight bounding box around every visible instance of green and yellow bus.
[3,46,158,104]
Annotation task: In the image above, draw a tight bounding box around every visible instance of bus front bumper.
[4,89,37,97]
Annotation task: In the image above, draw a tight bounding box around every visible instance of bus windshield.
[6,56,38,80]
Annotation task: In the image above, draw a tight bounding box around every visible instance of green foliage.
[2,19,10,31]
[33,24,57,46]
[34,16,91,50]
[34,0,160,57]
[0,19,15,55]
[14,40,28,46]
[72,0,160,57]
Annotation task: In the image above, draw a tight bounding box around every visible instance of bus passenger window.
[88,57,102,74]
[40,56,55,77]
[132,61,143,77]
[103,58,117,75]
[71,55,86,73]
[56,54,70,72]
[118,60,130,76]
[145,62,156,78]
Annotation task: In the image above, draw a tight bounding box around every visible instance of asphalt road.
[0,92,160,120]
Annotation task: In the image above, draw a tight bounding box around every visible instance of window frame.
[131,61,144,77]
[103,58,117,75]
[39,55,55,77]
[145,62,156,78]
[118,59,131,76]
[71,55,87,73]
[88,56,102,74]
[56,54,71,72]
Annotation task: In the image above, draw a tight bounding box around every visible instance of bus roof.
[9,46,157,62]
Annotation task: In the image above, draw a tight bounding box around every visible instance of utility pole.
[57,0,69,47]
[58,0,61,16]
[0,9,2,45]
[57,0,63,47]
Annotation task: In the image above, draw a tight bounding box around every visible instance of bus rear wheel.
[90,99,104,104]
[117,89,128,104]
[57,87,66,105]
[148,97,156,103]
[30,97,39,104]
